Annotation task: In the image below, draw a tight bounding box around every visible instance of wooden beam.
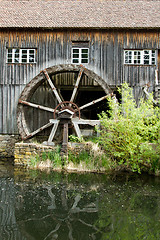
[61,122,69,155]
[48,120,60,142]
[23,122,53,140]
[79,95,109,111]
[42,69,62,104]
[72,119,100,137]
[72,121,82,138]
[70,66,84,103]
[72,118,100,126]
[19,99,55,113]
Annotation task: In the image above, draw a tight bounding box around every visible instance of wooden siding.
[0,29,159,134]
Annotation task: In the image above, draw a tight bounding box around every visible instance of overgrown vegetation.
[67,142,112,172]
[98,83,160,174]
[29,146,62,169]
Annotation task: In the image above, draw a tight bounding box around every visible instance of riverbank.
[14,141,114,173]
[13,141,160,176]
[0,133,159,176]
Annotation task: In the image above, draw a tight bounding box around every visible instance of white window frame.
[7,48,36,63]
[124,50,156,65]
[72,48,89,64]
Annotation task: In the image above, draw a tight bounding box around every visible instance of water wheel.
[17,64,113,148]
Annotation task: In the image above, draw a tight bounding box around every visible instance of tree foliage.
[98,83,160,174]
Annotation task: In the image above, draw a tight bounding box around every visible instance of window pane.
[8,49,12,53]
[29,50,35,54]
[22,50,27,54]
[144,60,149,64]
[73,54,79,58]
[22,54,27,58]
[73,59,79,63]
[144,50,149,54]
[15,53,19,58]
[15,58,20,63]
[73,49,79,53]
[82,59,88,63]
[144,55,149,59]
[29,56,34,63]
[125,59,130,64]
[152,58,155,64]
[22,58,27,63]
[14,49,19,54]
[81,54,88,58]
[82,49,88,53]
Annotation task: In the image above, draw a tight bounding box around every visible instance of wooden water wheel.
[17,64,113,148]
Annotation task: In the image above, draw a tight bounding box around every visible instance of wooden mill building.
[0,0,160,145]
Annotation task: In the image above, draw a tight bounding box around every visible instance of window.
[7,48,36,63]
[72,48,89,64]
[124,50,156,65]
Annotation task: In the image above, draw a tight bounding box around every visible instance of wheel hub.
[53,101,81,119]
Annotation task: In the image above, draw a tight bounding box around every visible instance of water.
[0,161,160,240]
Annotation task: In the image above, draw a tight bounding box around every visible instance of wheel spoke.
[19,99,55,113]
[78,95,110,111]
[23,122,54,140]
[42,69,62,104]
[48,120,60,142]
[70,66,84,103]
[72,121,82,138]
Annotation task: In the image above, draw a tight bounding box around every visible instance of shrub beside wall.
[98,83,160,174]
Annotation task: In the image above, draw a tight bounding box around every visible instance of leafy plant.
[69,135,83,143]
[29,155,40,168]
[98,83,160,173]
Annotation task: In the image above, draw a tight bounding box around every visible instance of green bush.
[98,83,160,173]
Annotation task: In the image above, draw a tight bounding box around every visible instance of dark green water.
[0,161,160,240]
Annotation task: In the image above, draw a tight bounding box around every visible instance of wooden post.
[61,122,69,161]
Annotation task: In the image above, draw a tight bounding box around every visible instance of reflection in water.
[0,162,160,239]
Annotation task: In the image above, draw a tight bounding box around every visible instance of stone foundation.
[14,142,55,165]
[0,135,20,159]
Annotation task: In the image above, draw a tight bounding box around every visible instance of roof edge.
[0,27,160,31]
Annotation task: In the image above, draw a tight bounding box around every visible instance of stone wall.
[14,142,55,165]
[0,135,20,159]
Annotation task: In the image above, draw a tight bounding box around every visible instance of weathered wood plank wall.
[0,29,159,134]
